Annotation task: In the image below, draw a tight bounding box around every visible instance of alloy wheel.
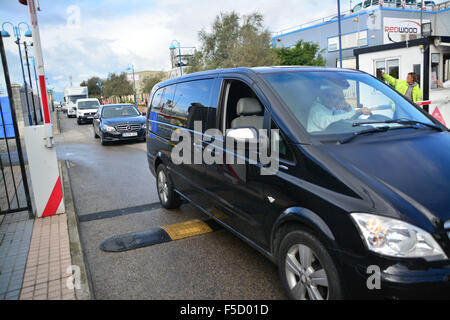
[285,244,329,300]
[157,170,169,204]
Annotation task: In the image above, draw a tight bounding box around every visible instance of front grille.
[115,124,141,132]
[445,220,450,239]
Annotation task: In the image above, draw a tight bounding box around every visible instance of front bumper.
[338,251,450,299]
[101,129,146,141]
[78,115,95,122]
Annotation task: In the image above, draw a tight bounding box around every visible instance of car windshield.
[102,105,140,118]
[78,101,99,110]
[262,71,435,139]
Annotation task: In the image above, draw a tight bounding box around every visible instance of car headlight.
[351,213,447,261]
[142,123,147,129]
[103,125,116,133]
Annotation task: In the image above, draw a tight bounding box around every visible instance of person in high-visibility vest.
[435,79,450,89]
[381,71,423,103]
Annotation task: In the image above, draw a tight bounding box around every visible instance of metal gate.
[0,31,33,218]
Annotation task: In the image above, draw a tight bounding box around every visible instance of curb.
[61,160,94,300]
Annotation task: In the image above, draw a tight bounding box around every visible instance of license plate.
[122,132,138,137]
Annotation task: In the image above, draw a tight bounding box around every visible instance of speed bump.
[100,219,223,253]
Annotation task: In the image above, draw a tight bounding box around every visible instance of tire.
[77,119,81,125]
[94,128,99,139]
[156,164,181,209]
[100,134,108,146]
[278,229,343,300]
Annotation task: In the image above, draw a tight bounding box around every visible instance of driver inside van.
[307,83,371,133]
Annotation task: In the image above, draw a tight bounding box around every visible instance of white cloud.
[3,0,339,92]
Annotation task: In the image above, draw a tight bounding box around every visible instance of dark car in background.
[146,67,450,300]
[93,104,146,145]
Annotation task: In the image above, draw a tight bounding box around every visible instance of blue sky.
[0,0,341,95]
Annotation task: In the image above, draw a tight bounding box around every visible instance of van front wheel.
[278,229,343,300]
[156,165,181,209]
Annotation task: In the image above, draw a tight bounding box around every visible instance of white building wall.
[358,46,424,82]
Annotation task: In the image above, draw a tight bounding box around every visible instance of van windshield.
[78,101,99,110]
[262,71,435,138]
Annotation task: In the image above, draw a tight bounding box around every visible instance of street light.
[126,64,137,105]
[23,41,39,124]
[170,40,183,76]
[96,81,103,102]
[337,0,343,68]
[1,21,34,125]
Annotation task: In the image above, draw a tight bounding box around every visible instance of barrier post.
[23,0,64,217]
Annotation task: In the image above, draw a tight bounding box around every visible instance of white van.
[76,98,100,124]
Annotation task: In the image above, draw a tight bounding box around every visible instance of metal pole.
[15,29,33,126]
[337,0,343,68]
[132,65,137,105]
[32,57,43,122]
[178,43,183,76]
[420,2,423,37]
[24,42,38,125]
[0,32,34,218]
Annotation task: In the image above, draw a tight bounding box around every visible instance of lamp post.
[127,64,137,105]
[30,56,43,122]
[96,81,103,102]
[23,41,39,125]
[1,22,34,125]
[337,0,343,68]
[170,40,183,77]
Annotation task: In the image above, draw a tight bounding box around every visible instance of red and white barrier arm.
[416,101,432,106]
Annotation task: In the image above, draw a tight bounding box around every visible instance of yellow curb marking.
[162,219,213,241]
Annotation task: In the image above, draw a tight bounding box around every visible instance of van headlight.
[351,213,447,261]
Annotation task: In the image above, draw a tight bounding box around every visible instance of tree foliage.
[103,73,133,98]
[188,11,279,73]
[81,73,133,99]
[80,77,102,98]
[142,72,166,94]
[274,40,326,66]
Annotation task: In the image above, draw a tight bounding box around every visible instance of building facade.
[272,1,450,68]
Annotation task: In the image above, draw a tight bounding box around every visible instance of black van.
[146,67,450,300]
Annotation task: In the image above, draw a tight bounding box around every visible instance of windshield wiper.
[339,125,418,144]
[353,119,444,132]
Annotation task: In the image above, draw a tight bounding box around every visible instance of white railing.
[435,0,450,10]
[272,1,450,37]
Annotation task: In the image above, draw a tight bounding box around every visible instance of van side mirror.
[142,112,147,116]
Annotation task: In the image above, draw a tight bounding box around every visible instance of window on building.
[387,59,399,79]
[374,58,400,85]
[413,64,421,86]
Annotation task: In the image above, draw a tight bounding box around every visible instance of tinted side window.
[149,85,177,140]
[171,79,214,130]
[150,87,164,112]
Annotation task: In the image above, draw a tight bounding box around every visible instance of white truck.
[64,86,88,118]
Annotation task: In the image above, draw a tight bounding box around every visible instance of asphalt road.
[55,114,287,300]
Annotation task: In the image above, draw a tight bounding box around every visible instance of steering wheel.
[350,109,371,120]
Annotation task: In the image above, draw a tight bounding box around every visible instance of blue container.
[0,96,16,139]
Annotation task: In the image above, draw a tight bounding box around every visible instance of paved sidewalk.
[20,214,75,300]
[0,213,75,300]
[0,212,33,300]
